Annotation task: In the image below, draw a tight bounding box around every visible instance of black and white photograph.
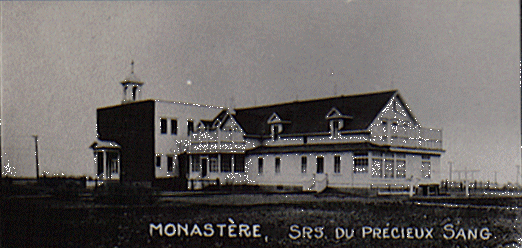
[1,1,520,247]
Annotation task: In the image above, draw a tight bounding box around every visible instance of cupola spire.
[121,60,144,104]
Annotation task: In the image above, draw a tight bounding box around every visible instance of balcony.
[188,130,247,153]
[370,125,442,150]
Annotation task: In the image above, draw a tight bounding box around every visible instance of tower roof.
[121,72,144,85]
[121,60,144,85]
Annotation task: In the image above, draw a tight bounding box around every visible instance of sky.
[1,1,520,184]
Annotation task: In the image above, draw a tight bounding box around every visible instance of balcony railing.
[186,126,442,152]
[188,130,246,153]
[370,125,442,149]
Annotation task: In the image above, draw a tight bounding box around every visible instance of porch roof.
[245,142,389,154]
[90,140,121,150]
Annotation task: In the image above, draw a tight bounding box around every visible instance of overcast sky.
[2,1,520,183]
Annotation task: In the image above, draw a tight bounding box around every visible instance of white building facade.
[186,91,443,192]
[92,69,223,185]
[154,100,224,179]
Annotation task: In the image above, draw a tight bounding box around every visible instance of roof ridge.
[235,90,397,111]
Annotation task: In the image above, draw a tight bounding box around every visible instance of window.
[234,155,245,172]
[110,159,118,174]
[105,152,119,176]
[316,156,324,174]
[371,152,406,178]
[421,162,431,178]
[421,155,431,178]
[192,155,201,172]
[396,153,406,178]
[301,156,307,173]
[160,118,167,134]
[334,156,341,173]
[303,136,307,144]
[372,158,382,178]
[171,119,177,135]
[210,155,219,172]
[384,159,394,178]
[258,157,263,174]
[156,155,161,168]
[275,157,281,173]
[353,152,368,173]
[221,154,232,172]
[167,156,173,172]
[384,153,394,178]
[132,86,137,101]
[332,120,339,136]
[273,125,279,141]
[396,160,406,178]
[187,120,194,136]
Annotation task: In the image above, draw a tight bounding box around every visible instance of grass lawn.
[1,193,521,247]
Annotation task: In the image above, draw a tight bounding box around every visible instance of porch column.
[117,151,121,178]
[103,150,108,180]
[218,130,222,151]
[188,154,192,177]
[231,155,235,173]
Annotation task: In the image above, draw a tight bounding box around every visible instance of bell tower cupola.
[121,60,144,104]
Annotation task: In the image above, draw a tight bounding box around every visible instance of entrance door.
[316,157,324,174]
[201,158,208,178]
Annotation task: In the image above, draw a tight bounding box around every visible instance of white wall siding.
[154,101,223,178]
[245,151,441,189]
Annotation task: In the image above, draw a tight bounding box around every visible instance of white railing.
[372,127,442,150]
[302,174,328,192]
[303,176,315,191]
[315,174,328,193]
[188,130,246,153]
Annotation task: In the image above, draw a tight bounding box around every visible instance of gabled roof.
[234,90,397,136]
[197,120,214,130]
[267,112,291,124]
[200,120,214,127]
[325,107,353,120]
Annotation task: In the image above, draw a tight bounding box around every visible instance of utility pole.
[465,168,469,198]
[32,135,39,180]
[448,161,453,182]
[453,168,479,197]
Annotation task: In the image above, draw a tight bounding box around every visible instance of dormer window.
[272,125,279,140]
[326,107,352,137]
[267,112,290,141]
[212,119,221,129]
[332,120,339,136]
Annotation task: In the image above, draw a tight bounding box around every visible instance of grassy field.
[1,192,521,248]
